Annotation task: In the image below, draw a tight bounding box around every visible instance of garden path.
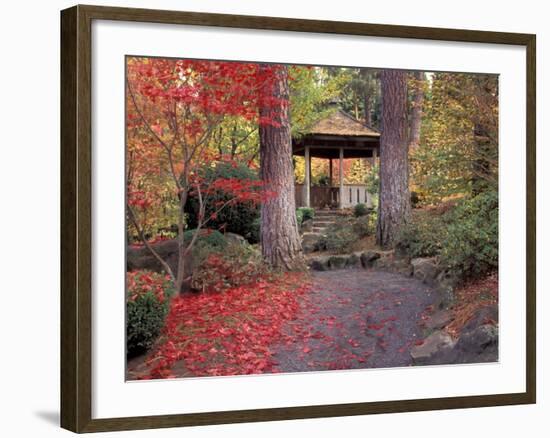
[271,269,438,372]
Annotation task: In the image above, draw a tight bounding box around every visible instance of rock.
[425,310,453,330]
[301,218,314,233]
[434,270,460,309]
[411,331,456,363]
[360,251,381,268]
[309,256,330,271]
[411,257,440,284]
[346,253,361,268]
[328,255,347,270]
[224,232,246,246]
[463,305,498,331]
[127,239,180,276]
[455,324,498,357]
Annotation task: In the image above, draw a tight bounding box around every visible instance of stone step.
[312,220,335,227]
[312,227,329,233]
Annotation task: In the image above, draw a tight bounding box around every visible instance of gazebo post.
[339,147,344,209]
[329,159,333,186]
[304,145,311,207]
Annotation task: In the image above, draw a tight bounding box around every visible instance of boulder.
[127,239,180,276]
[425,310,453,330]
[427,324,499,365]
[360,251,381,268]
[328,256,347,270]
[309,256,330,271]
[463,305,498,331]
[411,257,440,284]
[346,253,361,268]
[434,270,460,309]
[411,330,456,364]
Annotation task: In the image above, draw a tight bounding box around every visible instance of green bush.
[440,191,498,279]
[352,214,376,238]
[296,209,304,227]
[297,207,315,222]
[185,162,260,242]
[395,212,446,258]
[395,190,498,281]
[318,225,357,254]
[183,229,227,249]
[353,203,369,217]
[247,217,261,244]
[126,271,175,357]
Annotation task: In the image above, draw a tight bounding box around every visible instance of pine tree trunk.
[259,65,304,270]
[376,70,411,248]
[409,71,424,150]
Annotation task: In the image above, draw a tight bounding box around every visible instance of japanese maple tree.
[126,57,284,292]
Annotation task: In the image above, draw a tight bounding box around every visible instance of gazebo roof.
[292,108,380,159]
[307,109,380,138]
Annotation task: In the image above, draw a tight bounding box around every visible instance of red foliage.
[141,273,312,379]
[127,270,172,304]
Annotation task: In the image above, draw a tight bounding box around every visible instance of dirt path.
[271,269,438,372]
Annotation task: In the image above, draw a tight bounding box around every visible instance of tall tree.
[259,65,304,270]
[408,71,425,150]
[377,70,411,247]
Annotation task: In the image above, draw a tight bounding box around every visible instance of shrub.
[126,270,174,357]
[297,207,315,222]
[353,203,369,217]
[185,162,260,242]
[440,190,498,279]
[395,212,446,258]
[191,242,270,292]
[318,225,357,254]
[295,209,304,227]
[183,228,227,249]
[247,217,261,244]
[352,214,376,238]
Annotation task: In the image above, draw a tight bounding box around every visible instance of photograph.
[125,57,499,380]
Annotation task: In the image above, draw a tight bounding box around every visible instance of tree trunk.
[408,71,424,150]
[259,65,304,270]
[376,70,411,248]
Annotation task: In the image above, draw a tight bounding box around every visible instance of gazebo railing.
[295,184,371,209]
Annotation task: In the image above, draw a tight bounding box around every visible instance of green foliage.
[183,229,228,270]
[365,163,379,195]
[440,191,498,279]
[395,190,498,281]
[186,161,260,242]
[395,212,446,258]
[126,271,174,357]
[411,73,498,203]
[318,223,357,254]
[296,209,303,227]
[289,66,344,137]
[248,217,261,244]
[297,207,315,222]
[353,203,369,217]
[183,229,227,249]
[352,213,377,238]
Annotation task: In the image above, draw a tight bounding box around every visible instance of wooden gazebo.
[292,107,380,209]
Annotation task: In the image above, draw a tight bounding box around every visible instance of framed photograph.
[60,4,536,433]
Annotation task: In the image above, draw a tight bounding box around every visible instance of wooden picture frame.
[61,4,536,433]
